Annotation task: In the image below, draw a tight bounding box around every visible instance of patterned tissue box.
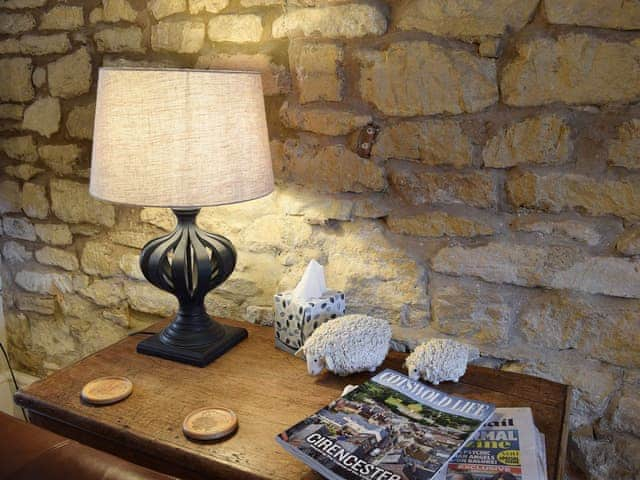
[274,290,346,356]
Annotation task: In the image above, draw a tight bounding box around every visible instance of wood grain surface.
[15,318,570,480]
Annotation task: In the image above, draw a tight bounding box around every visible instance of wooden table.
[15,318,570,480]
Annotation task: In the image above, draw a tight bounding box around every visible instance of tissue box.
[274,290,346,355]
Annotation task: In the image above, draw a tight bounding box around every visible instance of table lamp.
[89,67,274,367]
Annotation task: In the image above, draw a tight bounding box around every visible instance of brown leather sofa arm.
[0,412,178,480]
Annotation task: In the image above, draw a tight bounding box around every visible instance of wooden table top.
[15,318,570,480]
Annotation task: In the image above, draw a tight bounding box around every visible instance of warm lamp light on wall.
[89,67,274,367]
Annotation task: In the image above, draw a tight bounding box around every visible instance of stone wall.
[1,0,639,477]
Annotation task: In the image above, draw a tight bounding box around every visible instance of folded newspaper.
[277,369,495,480]
[438,407,548,480]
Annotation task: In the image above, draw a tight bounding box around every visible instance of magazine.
[439,408,547,480]
[277,369,495,480]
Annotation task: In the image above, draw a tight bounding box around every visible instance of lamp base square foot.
[136,325,248,367]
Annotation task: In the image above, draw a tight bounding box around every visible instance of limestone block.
[66,315,128,359]
[189,0,228,13]
[275,186,355,225]
[501,34,640,106]
[21,182,49,219]
[389,167,496,208]
[321,220,429,327]
[207,15,262,43]
[430,280,512,344]
[81,241,132,276]
[15,293,55,315]
[39,5,84,30]
[519,291,640,368]
[28,312,77,362]
[612,389,640,436]
[273,4,386,39]
[0,180,21,214]
[47,48,92,99]
[50,179,115,227]
[245,305,273,326]
[2,0,46,7]
[240,0,283,4]
[195,53,289,96]
[22,97,61,138]
[544,0,640,30]
[0,135,37,162]
[124,281,177,316]
[616,227,640,256]
[483,115,572,168]
[149,0,186,19]
[504,355,621,428]
[151,20,205,53]
[289,41,343,104]
[357,41,497,116]
[238,214,312,254]
[15,270,74,294]
[70,225,101,236]
[108,231,155,249]
[89,8,103,24]
[279,101,371,136]
[608,119,640,170]
[39,144,82,175]
[506,171,640,222]
[94,26,144,53]
[2,241,32,264]
[0,34,70,56]
[66,104,95,140]
[35,246,79,271]
[102,0,138,23]
[80,279,126,307]
[568,432,617,479]
[0,104,25,120]
[282,139,385,193]
[3,216,36,241]
[140,208,174,231]
[0,13,36,35]
[34,223,73,246]
[387,210,495,238]
[5,164,44,181]
[102,308,129,328]
[119,253,145,280]
[373,120,473,169]
[56,292,97,319]
[394,0,538,38]
[510,215,602,246]
[0,58,34,102]
[432,242,640,299]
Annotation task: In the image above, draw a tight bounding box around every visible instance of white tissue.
[292,260,327,301]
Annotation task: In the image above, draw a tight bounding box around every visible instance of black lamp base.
[137,324,248,367]
[137,208,245,368]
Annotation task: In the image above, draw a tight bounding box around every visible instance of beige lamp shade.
[90,67,274,208]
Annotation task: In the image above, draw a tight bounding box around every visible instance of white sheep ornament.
[295,314,392,376]
[405,338,480,385]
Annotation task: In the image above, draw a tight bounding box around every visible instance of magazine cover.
[277,369,495,480]
[442,408,545,480]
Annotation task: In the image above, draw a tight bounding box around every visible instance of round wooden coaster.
[183,407,238,441]
[81,376,133,406]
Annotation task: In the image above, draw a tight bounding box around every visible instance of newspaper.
[277,369,495,480]
[437,407,547,480]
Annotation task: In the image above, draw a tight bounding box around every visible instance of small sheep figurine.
[405,338,480,385]
[296,314,391,376]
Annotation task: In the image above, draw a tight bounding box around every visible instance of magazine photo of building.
[279,379,483,480]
